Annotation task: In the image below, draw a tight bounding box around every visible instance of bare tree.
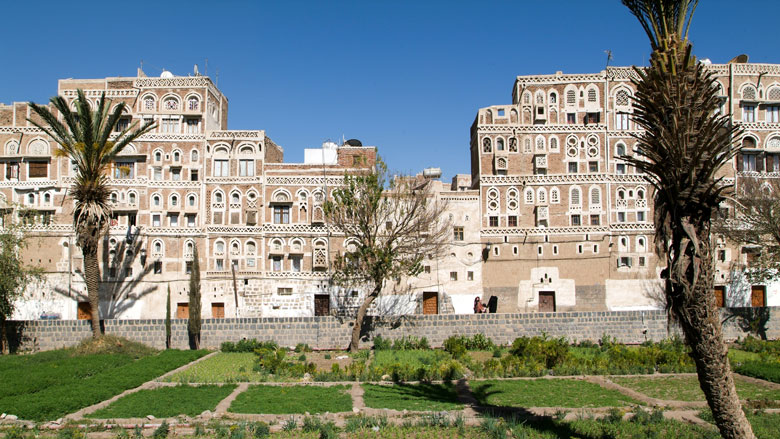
[324,160,450,351]
[622,1,754,437]
[188,245,201,350]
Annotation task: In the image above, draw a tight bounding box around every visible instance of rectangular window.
[152,167,162,181]
[467,271,474,281]
[272,256,282,272]
[637,211,646,222]
[593,245,599,253]
[28,161,48,178]
[213,160,229,177]
[618,256,632,268]
[153,261,162,274]
[577,244,583,254]
[616,113,630,130]
[273,206,290,224]
[766,154,780,173]
[590,214,600,226]
[423,265,431,274]
[185,118,200,134]
[115,117,130,132]
[185,261,193,274]
[616,163,626,175]
[618,212,626,223]
[169,214,178,227]
[190,170,199,181]
[277,287,293,295]
[553,245,558,255]
[113,161,134,179]
[186,214,196,227]
[239,159,255,177]
[449,271,457,281]
[571,214,581,226]
[568,162,578,173]
[216,259,224,271]
[742,154,757,172]
[586,112,600,124]
[639,256,646,267]
[567,113,577,124]
[743,105,756,122]
[489,216,498,227]
[453,226,464,241]
[508,216,517,227]
[291,256,301,272]
[588,161,598,173]
[152,214,161,227]
[767,106,780,123]
[161,117,180,133]
[5,162,18,180]
[171,167,181,181]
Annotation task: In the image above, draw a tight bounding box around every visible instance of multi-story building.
[471,61,780,313]
[6,60,780,321]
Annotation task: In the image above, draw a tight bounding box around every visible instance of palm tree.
[621,1,754,437]
[28,90,155,338]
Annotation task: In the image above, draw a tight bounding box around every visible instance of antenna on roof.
[604,50,613,70]
[216,69,219,87]
[205,58,208,76]
[194,64,200,76]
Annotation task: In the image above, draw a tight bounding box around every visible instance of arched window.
[536,135,545,152]
[743,85,757,101]
[163,96,179,110]
[637,236,647,253]
[566,90,576,105]
[570,187,581,205]
[550,187,560,204]
[246,241,256,255]
[27,193,35,205]
[170,194,178,207]
[482,137,492,153]
[128,192,137,205]
[143,95,156,111]
[173,150,181,162]
[637,189,645,200]
[618,189,625,200]
[496,138,504,151]
[590,187,601,205]
[486,188,499,211]
[44,192,51,205]
[506,188,519,211]
[190,149,199,162]
[537,188,547,204]
[549,136,559,152]
[154,150,162,162]
[549,92,557,104]
[587,88,597,102]
[742,136,757,149]
[231,192,240,204]
[187,96,200,111]
[215,241,225,254]
[616,143,626,157]
[153,241,162,254]
[616,89,631,106]
[769,86,780,101]
[111,192,118,203]
[524,187,534,204]
[214,191,223,204]
[152,194,161,207]
[231,241,240,255]
[188,194,196,206]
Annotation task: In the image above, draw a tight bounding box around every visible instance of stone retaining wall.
[6,307,779,352]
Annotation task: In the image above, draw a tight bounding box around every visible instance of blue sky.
[2,1,779,181]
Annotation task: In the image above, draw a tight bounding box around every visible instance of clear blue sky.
[2,1,778,181]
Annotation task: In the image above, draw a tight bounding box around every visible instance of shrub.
[443,336,467,358]
[372,335,392,351]
[72,335,157,359]
[736,360,780,383]
[392,336,429,350]
[221,339,278,353]
[323,353,331,360]
[294,343,312,353]
[739,335,780,356]
[510,335,570,369]
[153,421,169,439]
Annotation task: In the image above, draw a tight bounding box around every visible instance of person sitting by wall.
[474,297,487,313]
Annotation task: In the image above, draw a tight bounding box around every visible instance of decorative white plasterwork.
[265,176,345,186]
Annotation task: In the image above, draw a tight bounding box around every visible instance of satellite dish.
[728,54,749,64]
[194,64,200,76]
[161,69,174,78]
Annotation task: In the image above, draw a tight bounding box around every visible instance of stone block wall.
[6,307,779,352]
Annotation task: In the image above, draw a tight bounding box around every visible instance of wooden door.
[211,303,225,319]
[176,302,189,319]
[77,302,92,320]
[714,286,726,308]
[314,294,330,316]
[422,292,438,315]
[751,285,766,307]
[539,291,556,313]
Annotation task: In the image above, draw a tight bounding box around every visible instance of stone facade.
[472,62,780,312]
[7,307,780,352]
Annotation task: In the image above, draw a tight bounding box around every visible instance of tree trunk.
[1,318,7,355]
[671,223,754,439]
[84,247,102,338]
[348,289,379,352]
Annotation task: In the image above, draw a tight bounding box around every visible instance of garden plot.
[470,378,640,408]
[611,375,780,403]
[229,385,353,414]
[87,384,236,418]
[362,383,463,411]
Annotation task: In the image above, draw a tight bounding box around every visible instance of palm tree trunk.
[1,318,7,354]
[672,226,754,439]
[84,247,102,338]
[348,288,380,352]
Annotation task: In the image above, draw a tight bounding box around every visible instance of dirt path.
[214,383,249,415]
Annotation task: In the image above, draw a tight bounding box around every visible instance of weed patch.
[229,385,352,414]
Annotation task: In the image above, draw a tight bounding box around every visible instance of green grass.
[611,375,780,402]
[699,409,780,439]
[728,348,763,365]
[229,385,352,414]
[88,384,235,418]
[471,379,639,408]
[0,348,208,421]
[165,352,263,383]
[361,383,463,411]
[736,360,780,384]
